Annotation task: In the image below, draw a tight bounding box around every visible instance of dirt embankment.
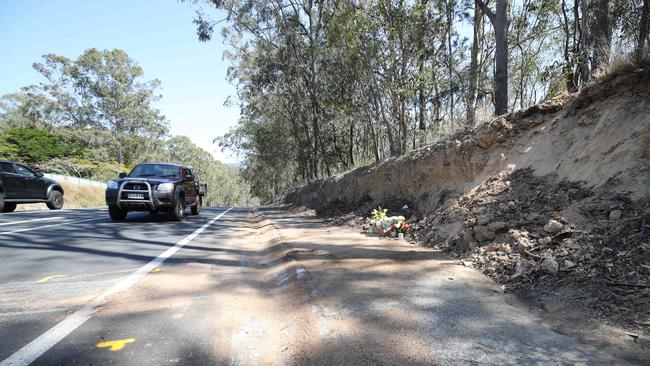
[284,68,650,335]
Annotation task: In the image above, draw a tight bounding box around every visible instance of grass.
[15,181,105,211]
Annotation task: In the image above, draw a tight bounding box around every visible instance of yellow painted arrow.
[37,275,67,283]
[96,338,135,351]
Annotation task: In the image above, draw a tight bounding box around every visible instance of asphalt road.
[0,207,644,365]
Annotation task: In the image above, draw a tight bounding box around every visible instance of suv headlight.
[107,180,118,189]
[157,183,174,191]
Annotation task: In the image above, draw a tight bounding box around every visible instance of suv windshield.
[128,164,180,179]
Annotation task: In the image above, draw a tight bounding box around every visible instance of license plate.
[128,193,145,200]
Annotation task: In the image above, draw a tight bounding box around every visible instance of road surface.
[0,207,643,365]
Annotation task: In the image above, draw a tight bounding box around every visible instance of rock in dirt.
[608,210,622,220]
[544,219,564,234]
[538,237,552,245]
[474,225,496,241]
[541,257,559,274]
[563,260,576,269]
[526,212,540,221]
[486,243,511,253]
[511,259,535,279]
[509,229,534,253]
[487,221,507,232]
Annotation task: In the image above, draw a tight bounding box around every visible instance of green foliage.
[2,48,168,166]
[0,49,254,206]
[0,128,66,164]
[151,135,254,207]
[192,0,643,201]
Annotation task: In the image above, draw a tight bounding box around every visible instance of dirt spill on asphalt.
[83,208,646,365]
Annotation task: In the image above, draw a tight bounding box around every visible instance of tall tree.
[467,0,484,125]
[476,0,509,116]
[25,49,169,164]
[639,0,650,58]
[591,0,612,73]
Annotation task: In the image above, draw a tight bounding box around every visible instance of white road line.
[0,218,105,235]
[0,217,64,227]
[0,207,232,366]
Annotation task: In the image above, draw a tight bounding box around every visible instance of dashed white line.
[0,208,232,366]
[0,217,64,227]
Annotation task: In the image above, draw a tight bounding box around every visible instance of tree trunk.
[477,0,508,116]
[494,0,508,116]
[467,0,483,126]
[418,0,429,130]
[561,0,577,92]
[446,0,455,123]
[639,0,649,59]
[580,0,590,83]
[591,0,611,74]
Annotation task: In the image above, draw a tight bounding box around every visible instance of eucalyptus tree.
[3,49,168,165]
[189,0,644,201]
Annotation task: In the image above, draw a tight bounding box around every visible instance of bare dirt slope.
[284,68,650,343]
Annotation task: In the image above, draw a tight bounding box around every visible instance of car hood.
[115,177,177,186]
[42,177,59,186]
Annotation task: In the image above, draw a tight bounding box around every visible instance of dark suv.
[0,160,65,212]
[105,163,205,221]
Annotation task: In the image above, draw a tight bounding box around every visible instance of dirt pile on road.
[284,66,650,335]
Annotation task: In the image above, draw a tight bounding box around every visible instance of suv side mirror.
[118,172,127,178]
[35,171,44,178]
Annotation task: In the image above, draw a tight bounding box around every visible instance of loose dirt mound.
[285,67,650,336]
[422,167,649,332]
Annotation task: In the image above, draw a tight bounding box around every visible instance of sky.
[0,0,240,163]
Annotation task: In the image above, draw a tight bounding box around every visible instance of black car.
[105,162,205,221]
[0,160,65,213]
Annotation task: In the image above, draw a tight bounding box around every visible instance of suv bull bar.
[117,178,155,210]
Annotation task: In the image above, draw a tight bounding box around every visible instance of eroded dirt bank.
[284,68,650,342]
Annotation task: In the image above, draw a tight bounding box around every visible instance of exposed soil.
[417,168,650,337]
[283,67,650,350]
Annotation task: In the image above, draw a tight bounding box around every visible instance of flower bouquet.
[392,222,411,239]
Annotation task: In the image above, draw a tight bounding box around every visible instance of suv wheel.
[46,190,64,210]
[2,203,17,213]
[191,198,201,215]
[172,196,184,221]
[109,206,128,221]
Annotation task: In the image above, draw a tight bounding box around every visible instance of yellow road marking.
[96,338,135,351]
[37,275,67,283]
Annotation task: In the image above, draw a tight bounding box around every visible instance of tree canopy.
[0,48,252,206]
[2,48,168,165]
[191,0,648,202]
